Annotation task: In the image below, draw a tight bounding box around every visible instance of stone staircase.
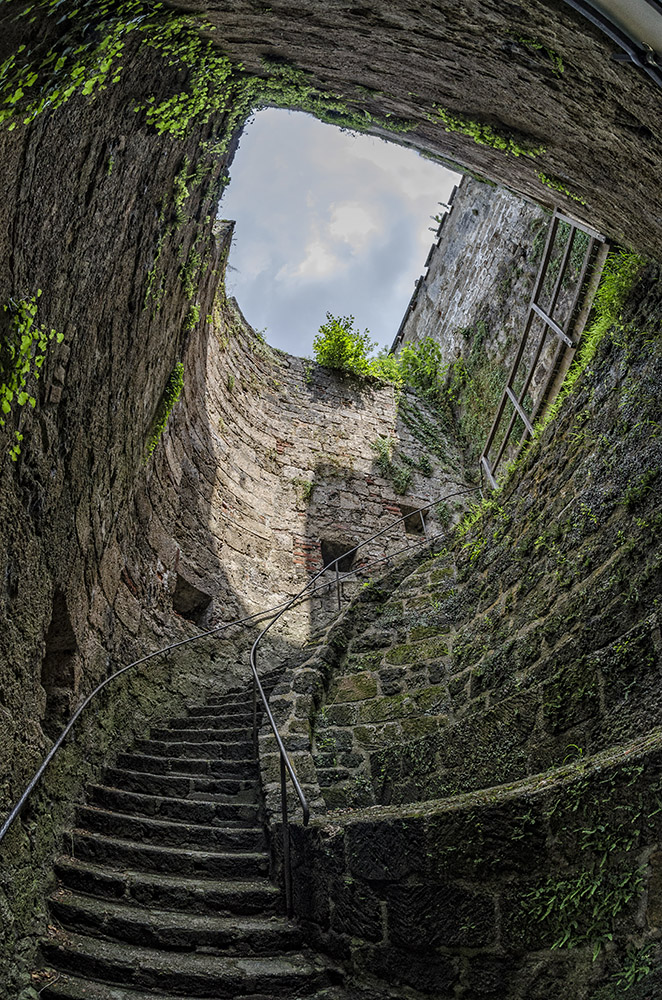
[37,686,347,1000]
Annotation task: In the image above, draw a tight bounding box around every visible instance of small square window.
[398,505,426,535]
[320,539,356,573]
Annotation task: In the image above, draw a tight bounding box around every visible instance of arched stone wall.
[0,0,660,993]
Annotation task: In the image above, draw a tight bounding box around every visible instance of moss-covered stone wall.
[305,267,662,810]
[291,729,662,999]
[259,266,662,996]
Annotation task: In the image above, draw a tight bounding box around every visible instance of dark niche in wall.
[172,573,212,625]
[321,539,356,573]
[41,590,78,739]
[399,505,427,535]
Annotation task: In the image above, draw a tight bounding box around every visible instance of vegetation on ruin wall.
[0,292,63,460]
[0,0,413,140]
[145,361,184,460]
[311,313,506,463]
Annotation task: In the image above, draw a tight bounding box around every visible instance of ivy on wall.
[0,0,414,144]
[0,291,63,460]
[145,360,184,460]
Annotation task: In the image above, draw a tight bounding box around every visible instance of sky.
[218,108,460,357]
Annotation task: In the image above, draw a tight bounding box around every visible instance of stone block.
[385,636,449,665]
[330,876,385,942]
[385,881,497,949]
[424,797,548,882]
[324,702,360,726]
[356,943,459,995]
[347,819,424,881]
[353,723,399,750]
[332,672,378,703]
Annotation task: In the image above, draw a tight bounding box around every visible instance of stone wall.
[392,177,547,366]
[302,267,662,810]
[262,266,662,996]
[291,730,662,1000]
[0,1,660,993]
[390,176,605,473]
[142,279,471,647]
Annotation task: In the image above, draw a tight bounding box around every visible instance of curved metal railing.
[248,486,480,912]
[0,485,480,908]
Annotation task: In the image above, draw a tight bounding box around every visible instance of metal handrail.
[0,485,479,911]
[0,602,301,846]
[248,485,480,913]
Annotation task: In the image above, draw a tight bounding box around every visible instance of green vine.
[514,36,565,76]
[0,1,414,144]
[1,291,63,460]
[537,171,586,205]
[433,107,546,158]
[145,360,184,459]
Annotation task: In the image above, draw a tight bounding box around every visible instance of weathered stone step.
[115,752,257,777]
[130,739,256,761]
[50,891,303,954]
[54,857,282,916]
[202,692,255,709]
[187,703,254,718]
[41,930,328,997]
[72,830,269,878]
[41,973,379,1000]
[103,767,258,801]
[75,806,266,853]
[150,726,253,744]
[88,784,259,826]
[167,713,254,730]
[40,974,317,1000]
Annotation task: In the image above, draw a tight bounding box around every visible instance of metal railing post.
[280,755,293,917]
[252,673,258,758]
[420,509,427,538]
[335,562,341,610]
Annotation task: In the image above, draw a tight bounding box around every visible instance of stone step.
[187,703,254,718]
[102,767,258,801]
[202,692,255,709]
[49,891,303,954]
[40,972,379,1000]
[130,739,256,761]
[150,726,253,744]
[40,974,335,1000]
[71,830,269,879]
[41,931,328,997]
[167,713,254,730]
[88,784,259,826]
[115,752,258,777]
[75,806,266,853]
[54,857,282,916]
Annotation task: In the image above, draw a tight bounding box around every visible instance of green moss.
[145,360,184,459]
[536,171,586,204]
[333,672,379,703]
[433,106,546,158]
[1,2,414,142]
[385,636,449,665]
[536,250,645,437]
[514,36,564,76]
[409,624,450,640]
[0,290,63,460]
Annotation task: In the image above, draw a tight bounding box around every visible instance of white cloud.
[219,108,460,355]
[328,201,382,251]
[279,238,344,281]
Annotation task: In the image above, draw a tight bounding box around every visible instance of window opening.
[320,539,356,573]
